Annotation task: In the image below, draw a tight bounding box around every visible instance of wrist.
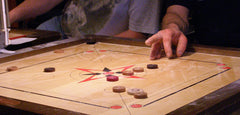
[163,23,181,31]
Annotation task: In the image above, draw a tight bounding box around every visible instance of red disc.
[222,67,231,69]
[107,76,119,82]
[86,51,94,53]
[110,105,122,109]
[217,63,226,66]
[131,104,142,108]
[99,50,107,52]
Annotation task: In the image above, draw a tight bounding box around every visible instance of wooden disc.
[134,91,148,99]
[106,76,119,82]
[127,88,144,95]
[44,67,55,72]
[132,67,144,72]
[6,66,18,72]
[147,64,158,69]
[112,86,126,93]
[122,70,134,76]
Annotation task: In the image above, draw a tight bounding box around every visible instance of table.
[0,35,240,115]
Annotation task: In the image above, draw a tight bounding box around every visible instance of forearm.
[161,5,189,33]
[9,0,63,24]
[114,29,146,39]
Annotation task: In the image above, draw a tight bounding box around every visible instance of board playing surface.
[0,41,239,115]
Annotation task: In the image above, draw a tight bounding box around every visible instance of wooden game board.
[0,37,239,114]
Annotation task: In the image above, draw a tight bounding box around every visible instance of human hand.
[145,26,187,60]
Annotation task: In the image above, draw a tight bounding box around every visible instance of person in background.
[9,0,161,39]
[9,0,67,38]
[145,0,240,60]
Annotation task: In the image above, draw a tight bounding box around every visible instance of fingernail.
[177,51,183,57]
[145,41,150,46]
[150,57,155,60]
[166,53,171,58]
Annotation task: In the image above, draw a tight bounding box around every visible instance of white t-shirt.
[62,0,160,37]
[96,0,160,36]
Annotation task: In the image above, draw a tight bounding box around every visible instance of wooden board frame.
[0,35,240,114]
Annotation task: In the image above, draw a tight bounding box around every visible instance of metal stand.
[0,0,10,49]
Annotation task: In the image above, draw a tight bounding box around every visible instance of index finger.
[145,32,162,46]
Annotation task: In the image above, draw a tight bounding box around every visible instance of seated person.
[10,0,67,30]
[145,0,240,60]
[10,0,161,39]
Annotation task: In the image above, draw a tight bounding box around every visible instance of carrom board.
[0,37,240,115]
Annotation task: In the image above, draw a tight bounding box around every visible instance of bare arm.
[162,5,189,33]
[114,29,146,39]
[145,5,189,59]
[9,0,63,24]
